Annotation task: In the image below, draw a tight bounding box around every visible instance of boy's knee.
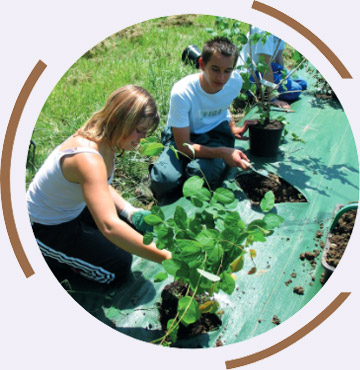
[150,161,183,199]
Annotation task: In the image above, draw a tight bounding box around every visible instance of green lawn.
[27,14,298,206]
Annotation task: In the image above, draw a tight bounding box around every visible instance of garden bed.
[235,172,307,205]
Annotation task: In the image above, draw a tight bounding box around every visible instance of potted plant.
[207,17,307,156]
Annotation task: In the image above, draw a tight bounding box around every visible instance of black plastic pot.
[182,45,201,69]
[249,122,284,157]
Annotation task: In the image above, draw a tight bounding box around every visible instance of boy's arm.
[172,126,249,169]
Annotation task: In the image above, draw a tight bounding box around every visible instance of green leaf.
[143,232,154,245]
[249,219,267,228]
[199,187,211,201]
[162,259,184,276]
[224,211,243,230]
[245,234,255,246]
[197,268,221,282]
[248,223,271,237]
[144,214,163,226]
[183,176,204,198]
[207,244,224,265]
[264,213,284,229]
[154,272,168,282]
[213,187,235,204]
[178,297,201,326]
[167,318,179,343]
[292,50,303,63]
[177,239,203,250]
[179,245,202,258]
[257,61,269,75]
[196,229,219,248]
[140,142,163,156]
[150,205,165,220]
[220,271,236,294]
[190,196,203,208]
[202,211,215,229]
[174,206,188,230]
[183,143,195,159]
[170,145,179,160]
[260,191,275,213]
[219,228,237,251]
[155,224,173,239]
[230,254,245,272]
[188,216,202,234]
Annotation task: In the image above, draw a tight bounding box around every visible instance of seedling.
[207,17,307,144]
[142,172,283,345]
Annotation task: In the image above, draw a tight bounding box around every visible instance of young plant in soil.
[207,18,307,143]
[142,175,284,346]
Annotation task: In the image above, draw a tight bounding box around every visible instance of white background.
[1,1,359,369]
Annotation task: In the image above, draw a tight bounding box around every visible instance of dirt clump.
[326,209,357,268]
[293,286,304,295]
[272,315,281,325]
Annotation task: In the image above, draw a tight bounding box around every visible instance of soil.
[293,286,304,295]
[159,281,222,341]
[236,172,306,205]
[258,120,284,130]
[326,209,357,268]
[272,315,281,325]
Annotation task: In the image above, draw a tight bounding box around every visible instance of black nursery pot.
[182,45,201,69]
[249,122,284,157]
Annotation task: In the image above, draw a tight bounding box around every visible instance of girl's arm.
[64,152,171,263]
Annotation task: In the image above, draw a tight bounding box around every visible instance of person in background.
[150,37,254,205]
[27,85,171,284]
[238,26,307,109]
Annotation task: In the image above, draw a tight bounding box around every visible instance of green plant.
[141,139,284,345]
[305,64,336,99]
[207,18,307,126]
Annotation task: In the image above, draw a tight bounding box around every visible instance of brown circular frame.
[0,2,353,368]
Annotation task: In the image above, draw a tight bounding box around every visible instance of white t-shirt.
[238,26,285,66]
[167,71,243,134]
[27,147,114,225]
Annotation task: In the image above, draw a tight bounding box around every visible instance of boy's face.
[199,51,235,94]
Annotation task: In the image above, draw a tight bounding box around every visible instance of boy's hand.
[222,147,250,169]
[231,120,258,140]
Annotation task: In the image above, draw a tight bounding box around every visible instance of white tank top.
[27,146,114,225]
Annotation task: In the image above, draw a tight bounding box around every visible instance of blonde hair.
[77,85,160,150]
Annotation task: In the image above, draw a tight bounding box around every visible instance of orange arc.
[252,1,352,79]
[1,60,47,278]
[225,292,351,368]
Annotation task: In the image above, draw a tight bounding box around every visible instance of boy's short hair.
[202,37,239,67]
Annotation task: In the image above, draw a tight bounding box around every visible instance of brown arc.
[1,60,47,278]
[0,13,353,367]
[252,1,352,79]
[225,293,351,368]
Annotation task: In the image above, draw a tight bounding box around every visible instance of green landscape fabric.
[67,72,359,348]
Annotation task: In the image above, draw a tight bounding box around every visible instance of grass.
[26,14,298,207]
